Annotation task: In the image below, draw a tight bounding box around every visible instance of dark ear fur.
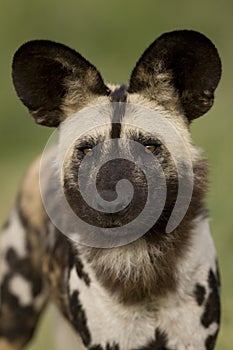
[128,30,221,121]
[12,40,110,127]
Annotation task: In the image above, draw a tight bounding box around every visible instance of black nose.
[96,190,131,215]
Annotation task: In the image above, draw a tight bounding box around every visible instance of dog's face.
[58,99,188,233]
[12,30,221,238]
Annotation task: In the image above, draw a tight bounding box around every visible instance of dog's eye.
[78,146,94,156]
[144,145,157,154]
[83,147,93,156]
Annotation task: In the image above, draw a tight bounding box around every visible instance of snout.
[95,190,132,215]
[64,158,148,228]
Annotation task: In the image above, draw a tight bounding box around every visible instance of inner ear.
[128,30,222,121]
[12,40,110,127]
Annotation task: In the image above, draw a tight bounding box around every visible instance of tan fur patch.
[134,65,180,111]
[61,83,111,117]
[42,233,71,318]
[0,339,21,350]
[19,156,45,232]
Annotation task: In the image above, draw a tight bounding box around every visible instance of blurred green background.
[0,0,232,349]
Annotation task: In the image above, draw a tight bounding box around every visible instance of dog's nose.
[96,190,131,214]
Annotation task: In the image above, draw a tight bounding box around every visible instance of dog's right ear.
[128,30,221,122]
[12,40,110,127]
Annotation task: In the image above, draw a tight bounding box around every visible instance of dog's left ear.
[128,30,221,121]
[12,40,110,127]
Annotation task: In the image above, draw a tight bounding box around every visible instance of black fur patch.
[110,84,127,139]
[6,247,43,297]
[106,343,120,350]
[201,269,220,328]
[0,272,44,344]
[90,346,104,350]
[90,342,120,350]
[69,290,91,347]
[215,260,221,287]
[194,283,206,306]
[110,84,127,103]
[133,328,170,350]
[0,248,44,344]
[75,255,91,287]
[111,122,121,139]
[205,330,218,350]
[0,199,47,346]
[68,248,91,287]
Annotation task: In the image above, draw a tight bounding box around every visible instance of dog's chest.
[66,264,218,350]
[44,221,220,350]
[68,265,157,349]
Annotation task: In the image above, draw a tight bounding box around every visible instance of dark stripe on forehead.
[110,84,127,139]
[110,84,128,103]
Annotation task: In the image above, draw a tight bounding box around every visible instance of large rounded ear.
[128,30,221,121]
[12,40,110,127]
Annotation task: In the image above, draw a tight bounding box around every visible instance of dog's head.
[12,30,221,243]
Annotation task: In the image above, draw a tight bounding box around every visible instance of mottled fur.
[0,30,221,350]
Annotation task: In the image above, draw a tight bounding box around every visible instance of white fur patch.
[69,266,80,294]
[8,275,32,306]
[58,103,112,167]
[0,210,27,258]
[0,210,27,282]
[176,216,217,296]
[69,260,156,349]
[155,216,218,349]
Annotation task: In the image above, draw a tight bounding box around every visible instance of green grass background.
[0,0,232,349]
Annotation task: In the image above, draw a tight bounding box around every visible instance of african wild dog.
[0,30,221,350]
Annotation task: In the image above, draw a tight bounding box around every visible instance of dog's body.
[0,30,221,350]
